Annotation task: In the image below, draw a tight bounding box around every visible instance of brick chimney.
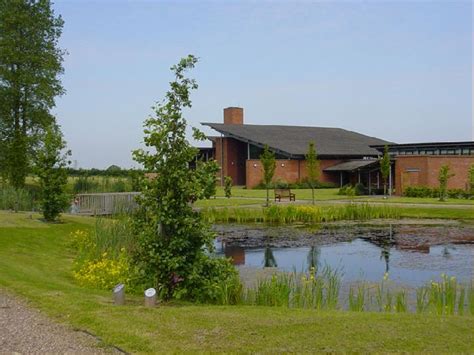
[223,107,243,125]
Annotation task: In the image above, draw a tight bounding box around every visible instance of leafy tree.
[468,164,474,197]
[438,165,454,202]
[380,145,391,197]
[196,160,219,200]
[260,145,276,207]
[305,142,320,205]
[0,0,66,188]
[34,124,70,222]
[132,55,238,301]
[224,176,232,198]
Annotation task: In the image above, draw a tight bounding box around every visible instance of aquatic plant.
[201,203,401,224]
[349,283,367,312]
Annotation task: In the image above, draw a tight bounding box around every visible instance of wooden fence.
[73,192,140,216]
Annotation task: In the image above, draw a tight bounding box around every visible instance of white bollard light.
[113,283,125,305]
[144,288,157,308]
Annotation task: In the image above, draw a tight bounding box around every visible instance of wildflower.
[383,272,389,281]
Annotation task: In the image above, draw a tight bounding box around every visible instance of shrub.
[71,219,140,292]
[404,186,471,199]
[224,176,232,198]
[73,248,132,290]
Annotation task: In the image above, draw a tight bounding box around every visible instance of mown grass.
[0,212,472,352]
[194,198,263,208]
[360,196,474,205]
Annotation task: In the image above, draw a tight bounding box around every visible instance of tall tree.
[380,145,391,197]
[132,55,237,301]
[260,145,276,207]
[0,0,66,188]
[305,141,320,205]
[35,124,70,221]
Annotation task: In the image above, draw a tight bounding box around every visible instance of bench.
[274,188,295,202]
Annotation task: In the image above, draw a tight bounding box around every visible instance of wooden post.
[144,288,157,308]
[113,284,125,305]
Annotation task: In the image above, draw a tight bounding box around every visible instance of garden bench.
[274,188,295,202]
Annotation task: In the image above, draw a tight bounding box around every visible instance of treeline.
[65,166,144,178]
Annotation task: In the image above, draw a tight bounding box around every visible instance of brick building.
[201,107,474,195]
[371,142,474,195]
[203,107,391,190]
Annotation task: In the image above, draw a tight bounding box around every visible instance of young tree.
[468,164,474,197]
[132,55,237,301]
[35,124,70,222]
[0,0,66,188]
[380,145,391,197]
[224,176,232,198]
[305,142,320,205]
[260,145,276,207]
[438,164,454,202]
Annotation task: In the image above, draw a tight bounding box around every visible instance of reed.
[202,204,401,224]
[242,266,342,310]
[348,283,367,312]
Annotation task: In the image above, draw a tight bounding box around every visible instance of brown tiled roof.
[203,123,391,158]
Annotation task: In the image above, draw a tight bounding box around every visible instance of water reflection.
[214,225,474,287]
[264,247,277,267]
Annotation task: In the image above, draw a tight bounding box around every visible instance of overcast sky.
[52,1,473,169]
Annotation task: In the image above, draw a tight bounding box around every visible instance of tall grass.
[202,204,401,224]
[0,186,37,211]
[242,266,342,310]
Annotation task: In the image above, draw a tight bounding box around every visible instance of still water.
[214,225,474,287]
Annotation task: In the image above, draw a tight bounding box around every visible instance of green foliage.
[196,159,220,200]
[468,165,474,196]
[438,165,455,201]
[260,145,276,207]
[131,55,236,301]
[305,142,320,204]
[0,185,37,211]
[0,0,66,188]
[224,176,232,198]
[34,125,70,221]
[404,186,471,199]
[202,204,401,224]
[338,184,356,196]
[380,145,391,196]
[70,219,139,292]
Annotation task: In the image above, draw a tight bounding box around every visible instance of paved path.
[0,289,116,354]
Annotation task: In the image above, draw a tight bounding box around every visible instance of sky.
[52,0,473,169]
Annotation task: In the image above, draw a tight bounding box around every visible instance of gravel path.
[0,289,116,354]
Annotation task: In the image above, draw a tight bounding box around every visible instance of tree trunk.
[266,186,269,207]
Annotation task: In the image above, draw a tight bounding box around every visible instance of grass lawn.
[359,196,474,205]
[0,211,472,352]
[214,187,362,201]
[194,197,263,207]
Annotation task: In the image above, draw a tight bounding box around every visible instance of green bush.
[404,186,471,199]
[253,179,337,190]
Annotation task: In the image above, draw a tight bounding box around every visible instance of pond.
[213,222,474,287]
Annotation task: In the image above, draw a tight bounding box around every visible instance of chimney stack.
[223,107,243,125]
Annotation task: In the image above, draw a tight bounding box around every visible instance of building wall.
[214,137,247,185]
[395,155,474,195]
[245,159,344,188]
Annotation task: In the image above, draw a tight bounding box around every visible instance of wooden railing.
[73,192,140,216]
